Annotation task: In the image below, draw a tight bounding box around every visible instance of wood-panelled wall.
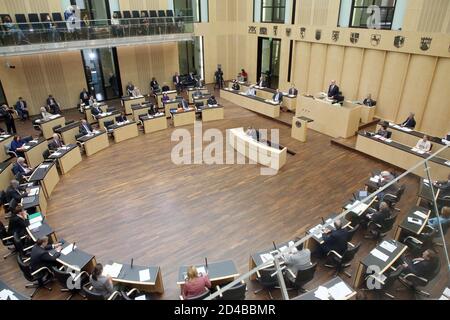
[116,42,179,94]
[118,0,168,11]
[292,42,450,137]
[0,52,86,116]
[0,0,61,16]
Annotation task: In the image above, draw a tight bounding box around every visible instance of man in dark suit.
[363,93,376,107]
[79,88,91,105]
[115,112,127,123]
[400,112,416,129]
[91,104,103,117]
[231,79,240,91]
[30,236,62,272]
[173,72,182,93]
[327,80,340,99]
[181,98,189,110]
[79,119,93,136]
[273,89,283,103]
[8,205,29,238]
[6,180,26,204]
[0,104,16,134]
[433,173,450,191]
[12,158,33,179]
[15,97,29,120]
[319,219,348,257]
[401,249,438,280]
[48,133,64,151]
[126,82,135,97]
[46,95,61,114]
[288,84,298,96]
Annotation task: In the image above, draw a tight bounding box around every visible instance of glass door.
[178,36,204,80]
[257,37,281,89]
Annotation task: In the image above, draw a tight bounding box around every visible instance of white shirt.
[415,139,431,151]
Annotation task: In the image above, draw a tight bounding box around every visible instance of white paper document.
[139,269,151,282]
[260,253,275,263]
[135,295,146,300]
[413,211,428,219]
[379,241,397,253]
[346,201,368,215]
[39,164,50,169]
[103,263,123,278]
[28,187,39,196]
[28,221,42,231]
[329,282,353,300]
[23,146,31,150]
[0,289,18,300]
[52,152,61,156]
[370,248,389,262]
[61,243,75,255]
[408,217,423,225]
[196,266,207,276]
[314,286,330,300]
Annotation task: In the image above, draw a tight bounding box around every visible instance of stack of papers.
[27,187,39,196]
[309,224,324,239]
[370,176,380,183]
[413,211,428,219]
[411,148,425,154]
[345,201,368,215]
[23,145,31,150]
[28,221,42,230]
[61,243,75,255]
[139,269,151,282]
[400,127,413,132]
[370,248,389,262]
[260,253,275,263]
[52,152,61,157]
[103,263,123,278]
[314,286,330,300]
[328,282,353,300]
[39,164,50,169]
[379,241,397,253]
[135,295,146,300]
[49,115,59,119]
[0,289,18,300]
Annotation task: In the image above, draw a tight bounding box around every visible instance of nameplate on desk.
[61,243,75,255]
[379,241,396,253]
[139,269,151,282]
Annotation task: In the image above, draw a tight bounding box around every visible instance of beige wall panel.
[322,45,345,89]
[312,0,329,26]
[228,0,237,22]
[417,0,449,33]
[216,0,226,22]
[296,0,313,25]
[357,49,385,100]
[420,58,450,136]
[376,52,409,121]
[307,43,327,94]
[340,47,364,101]
[292,42,311,93]
[117,46,139,92]
[237,0,247,22]
[59,51,86,109]
[396,55,436,126]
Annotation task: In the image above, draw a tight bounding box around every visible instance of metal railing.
[0,16,194,47]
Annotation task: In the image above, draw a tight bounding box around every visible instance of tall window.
[173,0,208,23]
[350,0,396,29]
[261,0,286,23]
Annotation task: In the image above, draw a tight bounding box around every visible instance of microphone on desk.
[205,257,208,272]
[321,217,325,225]
[272,241,278,251]
[72,242,76,251]
[131,258,134,269]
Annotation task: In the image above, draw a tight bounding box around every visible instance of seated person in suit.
[131,86,142,98]
[433,173,450,191]
[415,135,432,152]
[173,72,182,93]
[231,79,240,91]
[207,96,218,106]
[8,205,29,238]
[161,93,170,104]
[182,266,211,299]
[364,201,391,228]
[288,84,298,96]
[90,263,115,299]
[79,119,94,136]
[428,206,450,232]
[91,104,104,117]
[10,135,29,158]
[282,247,311,284]
[400,249,438,280]
[48,133,65,151]
[6,179,27,206]
[246,126,258,141]
[363,93,376,107]
[150,77,160,95]
[181,98,190,111]
[376,171,399,201]
[318,219,348,257]
[246,85,257,96]
[272,89,283,103]
[126,82,135,97]
[79,88,91,105]
[116,111,127,123]
[30,236,62,272]
[258,75,267,88]
[46,95,61,114]
[161,83,170,92]
[15,97,29,120]
[327,80,340,99]
[192,89,203,99]
[443,130,450,141]
[401,112,416,129]
[376,123,390,138]
[12,158,33,178]
[40,106,52,121]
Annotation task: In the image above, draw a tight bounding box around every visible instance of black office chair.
[403,225,443,256]
[28,13,43,31]
[364,265,402,299]
[65,120,75,126]
[52,266,89,300]
[346,224,360,242]
[120,288,142,300]
[215,281,247,300]
[179,288,210,300]
[254,267,279,300]
[81,282,123,300]
[42,149,51,160]
[386,131,392,139]
[12,232,33,260]
[366,214,397,241]
[122,11,132,19]
[52,124,62,132]
[0,221,16,259]
[15,14,30,31]
[398,258,440,298]
[384,185,406,211]
[325,242,361,278]
[103,120,114,131]
[285,262,317,294]
[113,11,122,19]
[16,254,53,298]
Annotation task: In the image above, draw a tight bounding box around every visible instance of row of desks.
[221,88,281,118]
[234,82,297,111]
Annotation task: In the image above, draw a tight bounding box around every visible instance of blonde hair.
[442,207,450,219]
[186,266,198,281]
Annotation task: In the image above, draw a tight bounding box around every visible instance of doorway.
[257,37,281,89]
[178,36,204,79]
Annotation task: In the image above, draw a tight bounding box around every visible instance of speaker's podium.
[291,116,313,142]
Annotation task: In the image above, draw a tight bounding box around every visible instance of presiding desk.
[28,162,59,199]
[235,82,298,111]
[228,128,287,171]
[104,262,164,294]
[200,105,224,122]
[122,96,145,115]
[296,95,361,138]
[36,115,66,140]
[221,88,280,118]
[177,260,239,287]
[21,185,48,215]
[97,111,121,130]
[51,242,96,273]
[77,131,109,157]
[0,161,14,192]
[343,101,376,124]
[141,114,167,134]
[354,239,407,288]
[48,144,82,175]
[292,276,356,300]
[171,109,196,127]
[355,132,450,180]
[109,121,139,143]
[376,122,450,160]
[156,90,177,106]
[0,280,30,300]
[54,121,81,145]
[23,139,48,169]
[0,134,13,162]
[394,206,430,242]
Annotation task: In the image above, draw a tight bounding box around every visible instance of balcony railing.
[0,16,194,50]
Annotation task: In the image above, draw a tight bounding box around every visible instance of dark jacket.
[8,215,29,238]
[79,122,93,136]
[288,88,298,96]
[327,85,340,99]
[30,245,60,272]
[405,258,438,280]
[91,106,103,116]
[401,117,416,129]
[48,138,63,151]
[322,228,348,256]
[370,207,391,225]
